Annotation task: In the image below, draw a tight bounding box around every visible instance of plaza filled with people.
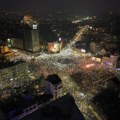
[1,46,115,120]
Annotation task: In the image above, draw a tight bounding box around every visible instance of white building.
[45,74,63,100]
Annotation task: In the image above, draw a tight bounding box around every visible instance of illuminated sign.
[33,24,37,29]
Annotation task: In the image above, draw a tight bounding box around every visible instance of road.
[88,104,103,120]
[71,25,88,44]
[62,25,88,51]
[7,25,115,120]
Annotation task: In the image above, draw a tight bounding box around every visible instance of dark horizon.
[0,0,120,16]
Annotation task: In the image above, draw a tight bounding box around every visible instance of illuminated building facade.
[0,60,28,88]
[7,38,24,50]
[21,15,40,53]
[0,43,13,58]
[24,23,40,53]
[48,41,62,53]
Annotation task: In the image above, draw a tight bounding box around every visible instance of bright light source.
[39,92,44,95]
[80,93,85,97]
[59,37,62,41]
[33,24,37,29]
[7,38,10,42]
[85,63,95,68]
[35,85,39,89]
[81,49,86,53]
[90,26,92,29]
[10,78,13,81]
[8,44,11,47]
[116,68,120,70]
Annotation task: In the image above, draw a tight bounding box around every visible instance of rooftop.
[0,91,53,120]
[22,94,85,120]
[92,89,120,120]
[46,74,62,85]
[0,59,26,69]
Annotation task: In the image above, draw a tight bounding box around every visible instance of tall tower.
[22,15,40,53]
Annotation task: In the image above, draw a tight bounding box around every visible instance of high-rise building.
[0,59,28,89]
[24,22,40,53]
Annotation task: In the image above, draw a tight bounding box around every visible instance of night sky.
[0,0,120,15]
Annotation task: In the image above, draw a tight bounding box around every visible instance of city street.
[0,26,116,120]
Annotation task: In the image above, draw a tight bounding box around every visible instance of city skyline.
[0,0,120,15]
[0,2,120,119]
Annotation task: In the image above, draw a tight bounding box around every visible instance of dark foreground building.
[22,93,85,120]
[116,56,120,80]
[92,77,120,120]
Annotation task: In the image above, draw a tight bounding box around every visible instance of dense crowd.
[9,47,115,96]
[0,46,116,120]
